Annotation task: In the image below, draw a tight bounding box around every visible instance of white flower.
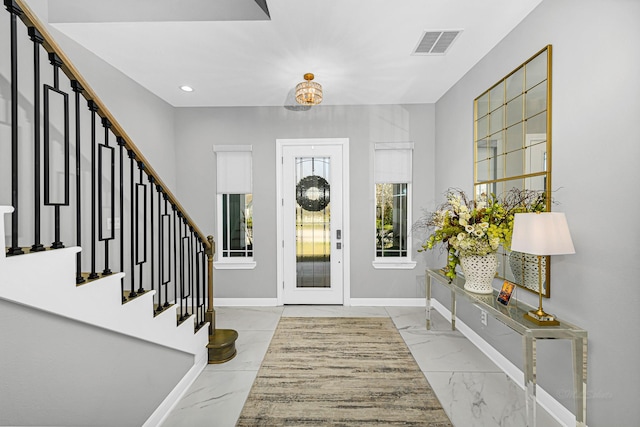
[433,211,446,228]
[490,237,500,249]
[465,225,474,233]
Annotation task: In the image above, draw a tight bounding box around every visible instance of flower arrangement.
[416,188,546,280]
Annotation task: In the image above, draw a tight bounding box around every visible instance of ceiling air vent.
[413,30,462,55]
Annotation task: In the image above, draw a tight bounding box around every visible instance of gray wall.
[0,298,194,427]
[22,0,179,191]
[175,104,436,299]
[1,1,182,291]
[433,0,640,425]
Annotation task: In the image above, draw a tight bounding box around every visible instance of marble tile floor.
[161,306,563,427]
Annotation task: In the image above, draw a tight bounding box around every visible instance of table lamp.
[510,212,575,326]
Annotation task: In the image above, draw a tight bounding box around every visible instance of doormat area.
[236,317,452,426]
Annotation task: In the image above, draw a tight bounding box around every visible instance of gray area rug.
[236,317,452,426]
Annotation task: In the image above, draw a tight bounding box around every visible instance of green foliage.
[417,188,547,280]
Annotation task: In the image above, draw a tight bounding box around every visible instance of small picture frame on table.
[497,281,515,306]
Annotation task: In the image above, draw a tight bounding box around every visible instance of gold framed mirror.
[473,45,552,296]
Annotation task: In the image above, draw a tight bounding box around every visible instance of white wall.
[174,104,436,300]
[434,0,640,425]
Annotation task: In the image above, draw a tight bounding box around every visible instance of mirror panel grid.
[474,45,552,296]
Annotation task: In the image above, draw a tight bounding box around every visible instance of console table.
[425,268,587,427]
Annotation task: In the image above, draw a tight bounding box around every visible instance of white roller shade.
[374,142,413,183]
[214,145,252,194]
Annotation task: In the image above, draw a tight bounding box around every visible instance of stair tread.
[76,271,121,286]
[153,303,175,317]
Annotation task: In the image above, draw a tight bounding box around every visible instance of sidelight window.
[373,143,416,269]
[376,183,408,257]
[213,145,255,269]
[221,194,253,258]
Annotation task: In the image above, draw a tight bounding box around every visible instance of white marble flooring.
[161,306,563,427]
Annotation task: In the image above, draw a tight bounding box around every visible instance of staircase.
[1,208,210,427]
[0,0,235,425]
[1,208,209,357]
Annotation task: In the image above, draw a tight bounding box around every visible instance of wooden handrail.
[14,0,211,250]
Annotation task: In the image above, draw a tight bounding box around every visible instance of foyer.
[163,306,562,427]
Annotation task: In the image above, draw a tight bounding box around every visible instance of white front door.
[278,140,345,305]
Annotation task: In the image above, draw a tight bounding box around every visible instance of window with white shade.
[373,142,415,269]
[213,145,255,269]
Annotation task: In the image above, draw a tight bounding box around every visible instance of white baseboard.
[144,348,208,427]
[431,298,576,427]
[215,298,278,307]
[350,298,426,307]
[214,298,426,307]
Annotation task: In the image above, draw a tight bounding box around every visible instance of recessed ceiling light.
[180,85,194,92]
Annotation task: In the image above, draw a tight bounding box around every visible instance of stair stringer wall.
[0,297,195,427]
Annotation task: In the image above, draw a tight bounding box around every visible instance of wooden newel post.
[205,235,238,363]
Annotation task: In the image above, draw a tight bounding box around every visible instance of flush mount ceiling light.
[295,73,323,105]
[180,85,194,92]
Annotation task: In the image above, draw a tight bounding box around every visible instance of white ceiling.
[48,0,542,108]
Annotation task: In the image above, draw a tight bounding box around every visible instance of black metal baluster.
[173,204,179,320]
[162,193,171,309]
[155,184,164,313]
[45,53,69,250]
[189,226,195,323]
[99,117,114,276]
[117,137,126,301]
[149,175,155,311]
[202,242,207,328]
[178,211,185,321]
[195,237,201,327]
[136,161,147,295]
[128,150,137,298]
[183,218,191,320]
[87,100,99,279]
[6,0,23,256]
[71,80,85,283]
[182,216,191,321]
[198,241,205,328]
[195,233,205,330]
[28,26,44,253]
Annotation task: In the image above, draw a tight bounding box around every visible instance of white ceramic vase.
[460,252,498,294]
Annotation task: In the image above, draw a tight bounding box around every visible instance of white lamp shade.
[510,212,575,256]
